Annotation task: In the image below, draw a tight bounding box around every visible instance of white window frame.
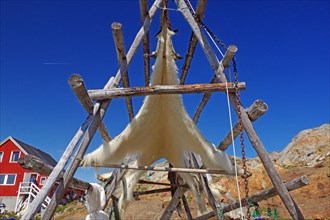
[40,177,47,185]
[10,151,20,163]
[0,151,3,162]
[0,174,17,185]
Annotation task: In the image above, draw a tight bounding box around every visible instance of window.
[10,151,20,162]
[0,152,3,162]
[0,174,16,185]
[40,177,47,185]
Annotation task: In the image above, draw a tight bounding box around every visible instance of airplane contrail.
[43,62,72,65]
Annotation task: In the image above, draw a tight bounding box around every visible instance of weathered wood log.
[18,154,90,190]
[26,1,163,219]
[68,74,111,142]
[160,187,186,220]
[88,163,234,175]
[193,76,218,123]
[222,45,238,68]
[180,0,207,85]
[88,82,246,100]
[175,0,303,218]
[219,99,268,150]
[112,22,134,121]
[195,175,310,220]
[21,113,93,219]
[138,179,187,188]
[133,187,172,197]
[193,45,238,123]
[182,194,193,220]
[139,0,151,86]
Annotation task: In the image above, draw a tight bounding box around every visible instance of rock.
[277,124,330,167]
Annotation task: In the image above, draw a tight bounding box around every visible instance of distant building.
[0,136,84,212]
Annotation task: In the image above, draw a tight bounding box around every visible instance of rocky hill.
[277,124,330,168]
[55,124,330,219]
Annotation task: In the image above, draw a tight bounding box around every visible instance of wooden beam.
[193,76,218,123]
[195,175,310,220]
[24,1,163,219]
[219,99,268,150]
[139,0,151,86]
[88,82,246,100]
[111,22,134,121]
[193,45,238,123]
[133,188,172,197]
[18,154,90,190]
[68,74,111,142]
[222,45,238,68]
[21,113,93,219]
[175,0,304,219]
[180,0,208,85]
[160,187,186,220]
[87,163,235,175]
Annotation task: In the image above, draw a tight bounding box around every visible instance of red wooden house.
[0,136,84,212]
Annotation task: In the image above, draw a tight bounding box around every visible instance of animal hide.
[81,20,236,215]
[84,183,108,220]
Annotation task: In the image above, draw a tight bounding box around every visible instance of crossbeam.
[88,82,246,100]
[68,74,111,142]
[195,175,310,220]
[86,163,235,175]
[218,99,268,150]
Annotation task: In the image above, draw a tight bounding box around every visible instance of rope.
[224,70,244,220]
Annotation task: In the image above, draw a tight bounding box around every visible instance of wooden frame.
[21,0,308,219]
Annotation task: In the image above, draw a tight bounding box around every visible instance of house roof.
[1,136,58,167]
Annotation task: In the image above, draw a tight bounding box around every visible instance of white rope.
[225,68,244,220]
[198,13,244,218]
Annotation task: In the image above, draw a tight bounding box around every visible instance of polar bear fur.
[81,21,236,215]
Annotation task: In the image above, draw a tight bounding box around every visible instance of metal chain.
[233,58,251,219]
[181,0,251,218]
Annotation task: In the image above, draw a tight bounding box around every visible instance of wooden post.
[21,114,93,219]
[139,0,151,86]
[219,99,268,150]
[18,154,91,190]
[22,1,163,219]
[193,45,238,123]
[174,0,303,219]
[180,0,208,85]
[160,187,186,220]
[68,74,111,142]
[191,154,222,220]
[111,22,134,121]
[88,82,246,100]
[195,175,310,220]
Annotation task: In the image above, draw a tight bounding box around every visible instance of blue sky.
[1,0,329,183]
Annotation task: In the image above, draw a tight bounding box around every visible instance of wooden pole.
[24,1,164,219]
[218,99,268,150]
[193,76,218,123]
[175,0,303,219]
[88,82,246,100]
[18,154,91,190]
[160,187,186,220]
[111,22,134,121]
[193,45,238,123]
[21,114,93,219]
[68,74,111,142]
[195,175,310,220]
[139,0,151,86]
[88,163,235,175]
[180,0,208,85]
